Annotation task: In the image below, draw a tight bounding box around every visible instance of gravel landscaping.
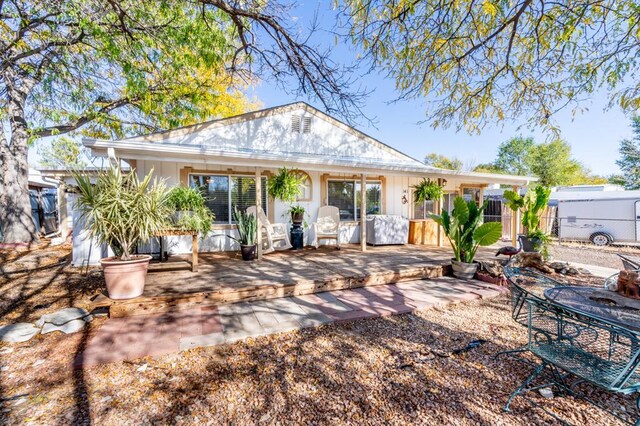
[550,242,640,269]
[0,244,633,425]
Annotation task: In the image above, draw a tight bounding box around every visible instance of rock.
[0,347,14,355]
[41,319,86,335]
[32,359,45,367]
[539,387,554,398]
[0,366,8,372]
[136,363,148,372]
[36,307,93,328]
[0,323,40,343]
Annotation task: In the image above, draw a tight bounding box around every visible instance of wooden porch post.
[360,173,367,252]
[511,185,519,247]
[255,168,263,260]
[436,178,444,247]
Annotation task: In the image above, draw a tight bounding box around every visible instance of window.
[189,174,267,224]
[327,179,382,221]
[413,199,435,220]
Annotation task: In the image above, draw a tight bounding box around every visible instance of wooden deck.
[93,244,467,317]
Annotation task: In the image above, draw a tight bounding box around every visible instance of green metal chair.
[495,267,563,360]
[505,296,640,425]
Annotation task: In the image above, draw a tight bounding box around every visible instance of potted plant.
[73,166,170,299]
[430,197,503,279]
[288,204,305,225]
[504,185,551,257]
[267,167,306,222]
[227,207,258,261]
[166,186,214,234]
[412,178,444,204]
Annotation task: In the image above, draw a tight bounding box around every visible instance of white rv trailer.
[555,191,640,246]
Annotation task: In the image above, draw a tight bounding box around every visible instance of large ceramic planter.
[240,244,257,261]
[451,259,478,280]
[100,255,151,299]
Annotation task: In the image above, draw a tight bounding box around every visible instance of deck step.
[91,263,452,318]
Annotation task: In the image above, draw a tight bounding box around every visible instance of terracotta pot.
[291,212,304,225]
[100,255,151,299]
[451,259,478,280]
[240,244,257,261]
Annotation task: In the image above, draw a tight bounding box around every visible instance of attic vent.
[291,115,301,133]
[302,116,311,133]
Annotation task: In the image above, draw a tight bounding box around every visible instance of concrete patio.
[77,276,509,367]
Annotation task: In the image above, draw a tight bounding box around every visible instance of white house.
[54,102,533,266]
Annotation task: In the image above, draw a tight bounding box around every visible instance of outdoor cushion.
[366,215,409,245]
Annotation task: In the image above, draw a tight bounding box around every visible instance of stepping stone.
[37,307,93,335]
[41,319,87,335]
[36,307,93,327]
[0,323,40,343]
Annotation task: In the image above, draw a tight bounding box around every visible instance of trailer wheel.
[590,232,613,246]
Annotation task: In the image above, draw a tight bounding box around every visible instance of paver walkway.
[75,277,508,367]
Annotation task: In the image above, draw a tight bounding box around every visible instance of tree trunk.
[0,131,38,244]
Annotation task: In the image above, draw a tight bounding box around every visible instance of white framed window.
[189,174,267,224]
[327,179,382,221]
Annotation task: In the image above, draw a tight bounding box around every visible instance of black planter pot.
[291,212,304,225]
[517,235,539,252]
[240,244,257,261]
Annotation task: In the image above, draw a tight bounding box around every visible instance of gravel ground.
[549,242,640,269]
[0,245,634,425]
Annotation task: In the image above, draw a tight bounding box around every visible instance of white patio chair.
[246,206,292,254]
[311,206,340,249]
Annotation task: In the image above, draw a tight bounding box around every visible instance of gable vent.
[291,115,301,133]
[302,116,311,133]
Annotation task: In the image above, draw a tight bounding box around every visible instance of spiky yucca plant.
[73,166,171,261]
[229,207,257,246]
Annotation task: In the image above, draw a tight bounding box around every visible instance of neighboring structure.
[27,169,59,236]
[46,102,534,266]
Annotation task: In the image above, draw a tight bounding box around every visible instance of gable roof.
[83,102,535,185]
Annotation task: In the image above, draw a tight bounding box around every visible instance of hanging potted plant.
[73,165,170,299]
[227,207,258,261]
[412,178,444,204]
[166,186,214,234]
[267,167,305,222]
[430,197,503,279]
[503,185,551,257]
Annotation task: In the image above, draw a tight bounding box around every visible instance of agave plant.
[228,207,257,246]
[73,166,171,261]
[430,197,502,263]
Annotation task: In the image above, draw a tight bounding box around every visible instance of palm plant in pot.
[430,197,503,279]
[504,185,552,257]
[73,166,170,299]
[227,207,258,261]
